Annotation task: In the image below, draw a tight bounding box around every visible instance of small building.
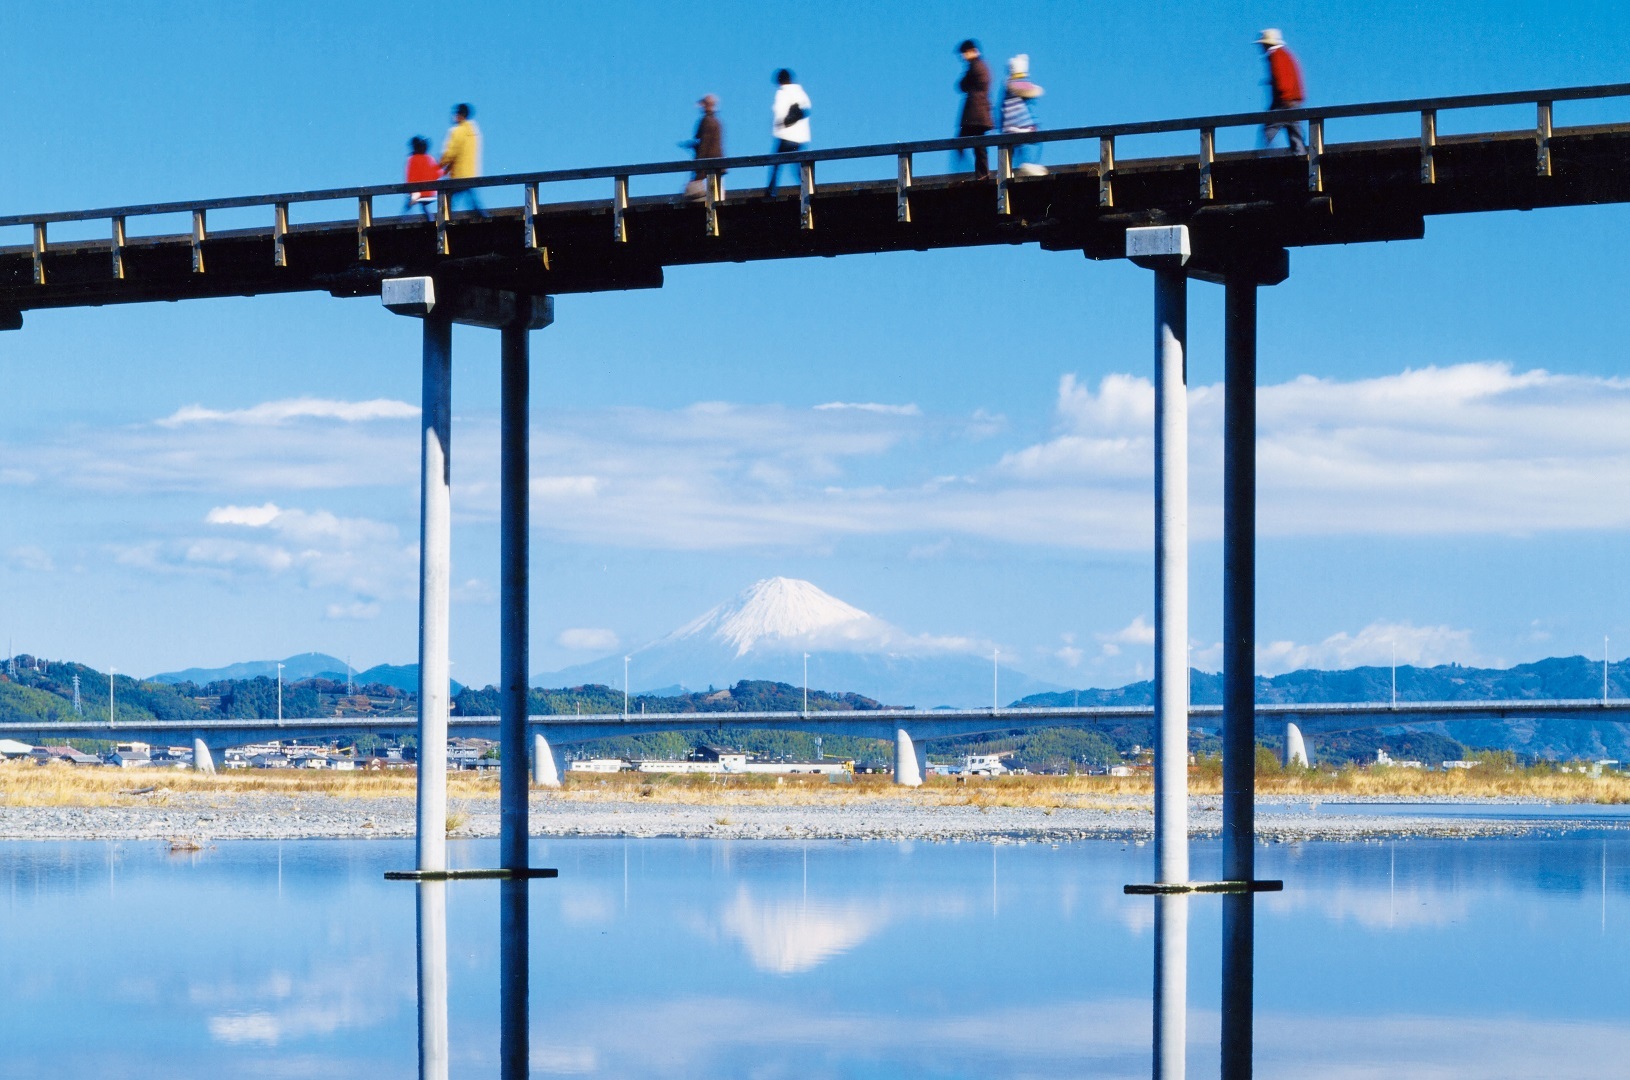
[0,739,35,760]
[30,745,101,766]
[568,758,628,774]
[108,745,152,768]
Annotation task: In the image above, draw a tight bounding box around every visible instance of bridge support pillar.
[499,322,532,1080]
[1128,226,1191,1080]
[1283,722,1309,768]
[893,728,925,787]
[191,737,216,775]
[1152,260,1190,1080]
[416,314,454,876]
[1221,277,1258,1080]
[532,732,564,788]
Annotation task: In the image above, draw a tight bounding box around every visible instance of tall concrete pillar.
[1221,278,1258,1080]
[532,732,563,788]
[1152,262,1190,1080]
[191,737,216,775]
[417,315,453,875]
[893,728,925,787]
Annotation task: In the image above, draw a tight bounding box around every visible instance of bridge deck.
[5,83,1630,317]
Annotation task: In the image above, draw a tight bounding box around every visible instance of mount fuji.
[533,577,1063,709]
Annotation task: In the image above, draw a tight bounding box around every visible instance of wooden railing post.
[1421,109,1437,184]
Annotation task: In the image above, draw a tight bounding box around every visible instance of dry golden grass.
[3,758,1627,809]
[0,760,496,808]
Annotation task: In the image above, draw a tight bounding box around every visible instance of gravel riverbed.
[1,792,1623,843]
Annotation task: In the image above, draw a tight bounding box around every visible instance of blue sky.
[2,1,1630,688]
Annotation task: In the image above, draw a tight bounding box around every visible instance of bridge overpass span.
[9,698,1625,782]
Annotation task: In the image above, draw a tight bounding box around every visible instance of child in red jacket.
[405,136,440,219]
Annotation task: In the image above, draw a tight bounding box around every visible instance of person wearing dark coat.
[957,39,994,176]
[684,94,725,200]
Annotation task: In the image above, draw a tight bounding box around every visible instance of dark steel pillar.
[1221,278,1258,1080]
[499,325,531,1080]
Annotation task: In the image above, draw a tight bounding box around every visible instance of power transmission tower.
[72,674,82,714]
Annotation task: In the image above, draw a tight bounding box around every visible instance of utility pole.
[803,652,810,715]
[109,668,116,724]
[993,647,1000,712]
[623,656,630,718]
[1605,636,1610,704]
[277,662,285,722]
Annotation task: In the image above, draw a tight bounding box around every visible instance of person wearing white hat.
[1257,28,1307,153]
[1002,55,1048,176]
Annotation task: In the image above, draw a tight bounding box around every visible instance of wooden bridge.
[4,82,1630,323]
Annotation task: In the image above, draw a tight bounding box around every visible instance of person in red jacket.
[404,136,440,219]
[1257,28,1306,153]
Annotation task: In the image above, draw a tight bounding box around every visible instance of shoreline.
[2,792,1626,844]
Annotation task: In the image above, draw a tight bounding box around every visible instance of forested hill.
[1018,655,1630,708]
[1019,655,1630,761]
[452,679,886,716]
[0,655,414,725]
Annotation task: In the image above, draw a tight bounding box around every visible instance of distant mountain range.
[1020,655,1630,761]
[532,577,1064,709]
[120,577,1630,761]
[151,653,462,694]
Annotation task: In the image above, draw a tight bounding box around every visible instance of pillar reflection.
[416,880,448,1080]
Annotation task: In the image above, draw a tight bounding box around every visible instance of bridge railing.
[6,80,1630,278]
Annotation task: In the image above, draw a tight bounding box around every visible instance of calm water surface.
[3,831,1628,1078]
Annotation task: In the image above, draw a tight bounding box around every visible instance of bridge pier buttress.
[191,737,216,774]
[531,732,565,788]
[893,728,926,787]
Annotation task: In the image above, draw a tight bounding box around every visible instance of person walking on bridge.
[1257,29,1306,153]
[766,69,812,196]
[957,39,994,177]
[684,94,725,201]
[439,103,487,216]
[404,136,440,219]
[1002,54,1046,176]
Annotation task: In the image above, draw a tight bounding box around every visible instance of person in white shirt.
[766,68,812,195]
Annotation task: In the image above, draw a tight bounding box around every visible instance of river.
[2,826,1627,1078]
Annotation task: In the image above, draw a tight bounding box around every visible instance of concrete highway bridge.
[7,698,1629,784]
[8,82,1630,1080]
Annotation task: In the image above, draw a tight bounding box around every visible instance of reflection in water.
[717,886,887,974]
[4,836,1630,1078]
[417,880,448,1080]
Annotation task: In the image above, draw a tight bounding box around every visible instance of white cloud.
[9,362,1630,561]
[325,601,381,621]
[813,401,921,416]
[113,503,415,614]
[159,397,418,427]
[558,628,620,651]
[1096,616,1156,658]
[1255,619,1477,675]
[4,545,54,572]
[206,503,281,527]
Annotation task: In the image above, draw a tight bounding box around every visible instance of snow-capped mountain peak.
[668,577,881,657]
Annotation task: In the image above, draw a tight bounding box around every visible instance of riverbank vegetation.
[3,752,1628,809]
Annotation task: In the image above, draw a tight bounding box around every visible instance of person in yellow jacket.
[439,103,486,216]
